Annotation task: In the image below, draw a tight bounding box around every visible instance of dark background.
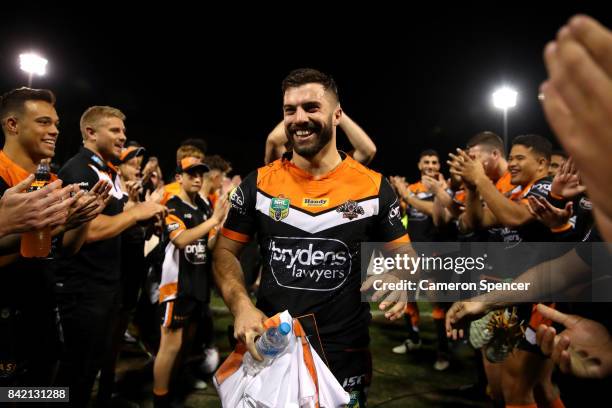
[1,5,609,181]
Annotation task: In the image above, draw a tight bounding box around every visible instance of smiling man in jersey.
[213,68,410,405]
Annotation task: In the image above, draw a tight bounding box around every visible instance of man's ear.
[4,117,18,134]
[175,173,181,182]
[84,126,97,142]
[333,105,343,126]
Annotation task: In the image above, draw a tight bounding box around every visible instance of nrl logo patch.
[336,200,364,220]
[269,196,290,221]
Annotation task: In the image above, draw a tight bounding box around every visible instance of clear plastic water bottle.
[243,322,291,375]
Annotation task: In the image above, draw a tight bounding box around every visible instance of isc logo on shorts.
[267,237,351,291]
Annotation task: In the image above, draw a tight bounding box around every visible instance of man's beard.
[286,116,333,159]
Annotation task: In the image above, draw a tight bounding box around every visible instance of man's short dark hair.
[551,149,567,159]
[282,68,339,102]
[0,87,56,124]
[466,131,505,155]
[203,154,231,173]
[419,149,439,160]
[512,134,552,161]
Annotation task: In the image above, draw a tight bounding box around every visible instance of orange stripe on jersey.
[165,214,187,240]
[432,305,446,320]
[161,182,181,204]
[495,171,515,195]
[390,234,410,243]
[408,181,428,194]
[159,282,178,303]
[221,227,250,243]
[509,180,535,202]
[0,151,58,187]
[256,155,382,214]
[454,190,466,204]
[208,191,219,208]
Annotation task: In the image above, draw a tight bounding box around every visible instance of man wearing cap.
[153,157,229,407]
[97,142,151,406]
[52,106,167,407]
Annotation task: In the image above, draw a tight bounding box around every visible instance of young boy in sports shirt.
[154,157,228,408]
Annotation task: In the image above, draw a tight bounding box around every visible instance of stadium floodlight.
[19,53,48,87]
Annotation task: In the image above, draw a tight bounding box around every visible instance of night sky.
[1,5,609,182]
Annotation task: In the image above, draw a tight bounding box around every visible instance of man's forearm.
[340,113,376,164]
[406,195,434,217]
[432,197,451,227]
[475,176,531,227]
[0,234,20,255]
[476,249,589,306]
[86,211,138,243]
[172,218,219,249]
[461,188,485,231]
[61,223,90,255]
[213,246,253,316]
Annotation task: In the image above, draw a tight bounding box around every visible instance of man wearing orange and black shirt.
[450,134,564,408]
[0,88,108,387]
[390,150,456,370]
[213,69,409,406]
[460,131,515,241]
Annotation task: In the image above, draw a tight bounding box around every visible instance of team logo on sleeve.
[579,197,592,211]
[388,199,401,225]
[269,196,290,221]
[167,223,180,233]
[337,200,364,220]
[229,186,246,214]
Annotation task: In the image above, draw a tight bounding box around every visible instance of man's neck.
[201,179,214,198]
[3,143,39,173]
[492,159,509,182]
[178,189,196,206]
[523,169,548,188]
[83,142,108,162]
[291,142,342,177]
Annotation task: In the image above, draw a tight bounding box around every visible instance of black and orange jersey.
[406,180,454,242]
[482,171,517,242]
[160,195,213,303]
[53,147,125,293]
[0,151,62,385]
[406,181,436,242]
[499,176,554,243]
[0,151,58,306]
[495,171,515,197]
[160,181,181,205]
[221,153,408,350]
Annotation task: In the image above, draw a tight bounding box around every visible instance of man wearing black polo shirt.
[53,106,166,407]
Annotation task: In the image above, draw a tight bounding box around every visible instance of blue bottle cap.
[278,322,291,335]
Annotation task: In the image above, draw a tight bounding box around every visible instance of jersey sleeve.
[221,171,258,243]
[58,161,98,192]
[373,177,411,242]
[524,178,552,202]
[165,200,187,241]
